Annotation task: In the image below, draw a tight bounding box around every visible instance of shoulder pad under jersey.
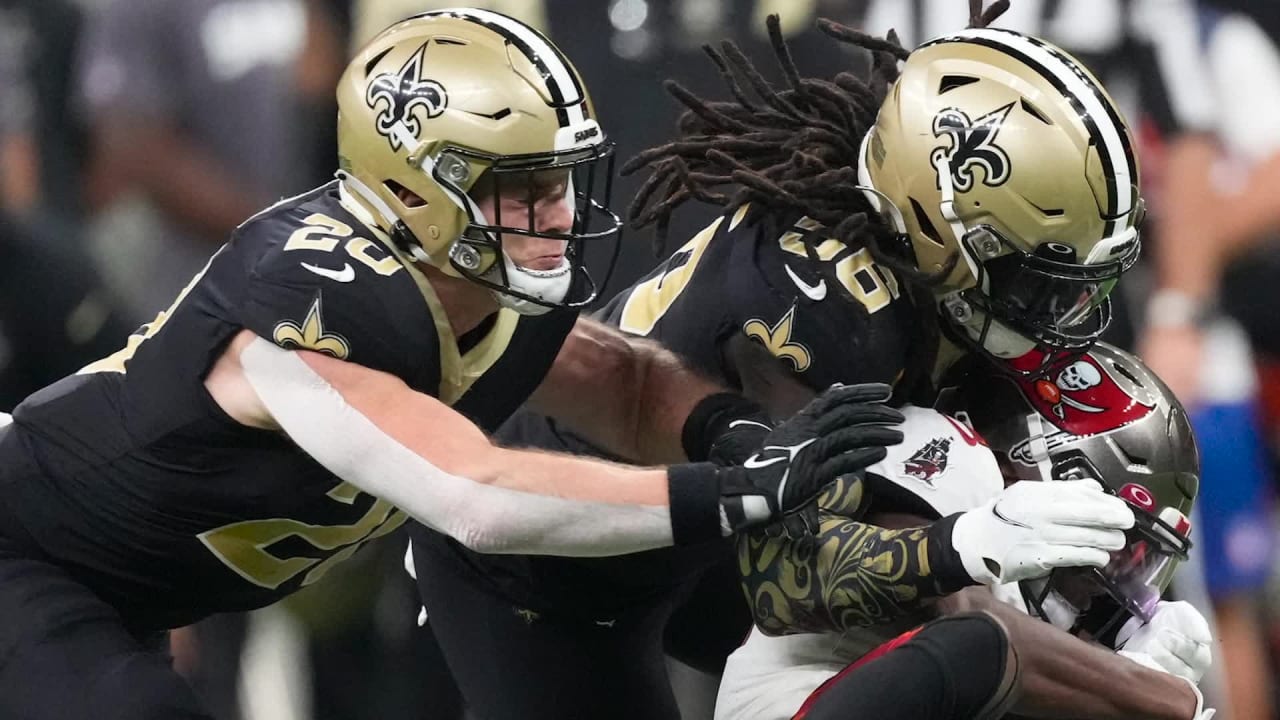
[595,205,754,374]
[863,405,1004,517]
[235,190,440,387]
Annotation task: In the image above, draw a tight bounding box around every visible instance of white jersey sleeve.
[861,405,1005,517]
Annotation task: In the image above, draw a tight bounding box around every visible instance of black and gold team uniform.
[0,181,575,720]
[408,204,919,720]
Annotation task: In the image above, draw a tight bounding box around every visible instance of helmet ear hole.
[1110,360,1145,387]
[909,197,945,247]
[384,180,427,208]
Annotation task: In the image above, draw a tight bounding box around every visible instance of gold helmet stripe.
[926,29,1136,242]
[425,8,587,129]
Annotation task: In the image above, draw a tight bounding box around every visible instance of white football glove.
[1117,600,1213,685]
[950,479,1135,585]
[1118,646,1215,719]
[1117,601,1215,720]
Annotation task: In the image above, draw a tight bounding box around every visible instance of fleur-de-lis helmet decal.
[365,42,448,151]
[930,103,1013,192]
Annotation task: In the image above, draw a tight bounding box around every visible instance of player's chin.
[518,254,567,272]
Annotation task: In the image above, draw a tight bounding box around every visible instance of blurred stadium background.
[3,0,1280,717]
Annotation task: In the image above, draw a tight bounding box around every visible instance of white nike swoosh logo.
[743,454,788,470]
[301,262,355,283]
[743,439,816,470]
[728,419,773,431]
[784,264,826,301]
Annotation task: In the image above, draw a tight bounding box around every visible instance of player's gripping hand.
[1117,601,1216,719]
[717,383,904,532]
[950,479,1135,584]
[1117,600,1213,684]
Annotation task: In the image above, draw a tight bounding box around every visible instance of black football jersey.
[598,204,916,390]
[411,205,919,615]
[503,203,918,458]
[0,181,575,631]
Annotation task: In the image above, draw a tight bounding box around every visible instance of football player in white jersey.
[720,344,1215,720]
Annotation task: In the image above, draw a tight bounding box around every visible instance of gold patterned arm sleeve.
[739,482,975,636]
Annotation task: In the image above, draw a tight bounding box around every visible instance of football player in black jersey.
[0,10,924,720]
[407,4,1150,719]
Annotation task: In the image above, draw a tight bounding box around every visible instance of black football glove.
[716,383,904,533]
[707,415,774,467]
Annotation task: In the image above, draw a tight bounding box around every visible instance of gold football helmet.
[858,28,1143,364]
[336,9,621,314]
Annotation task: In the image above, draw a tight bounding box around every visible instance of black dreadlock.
[626,0,1009,268]
[623,15,914,275]
[623,0,1009,397]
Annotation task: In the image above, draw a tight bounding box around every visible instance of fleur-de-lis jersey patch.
[272,297,351,359]
[742,304,812,372]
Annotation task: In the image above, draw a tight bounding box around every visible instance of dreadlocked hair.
[623,0,1009,400]
[622,15,925,289]
[623,0,1010,291]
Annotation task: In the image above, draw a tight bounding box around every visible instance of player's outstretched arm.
[206,330,902,556]
[941,590,1207,720]
[742,481,1134,635]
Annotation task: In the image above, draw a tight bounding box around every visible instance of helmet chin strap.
[930,150,982,284]
[1034,581,1084,631]
[930,151,1032,356]
[993,578,1081,632]
[1023,411,1056,483]
[338,171,436,265]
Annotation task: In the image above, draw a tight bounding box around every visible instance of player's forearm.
[630,338,729,463]
[531,317,727,464]
[984,601,1198,719]
[740,507,975,635]
[324,427,715,557]
[941,595,1199,719]
[476,446,669,505]
[234,337,732,556]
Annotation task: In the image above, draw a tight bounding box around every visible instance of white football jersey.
[715,406,1005,720]
[863,405,1004,517]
